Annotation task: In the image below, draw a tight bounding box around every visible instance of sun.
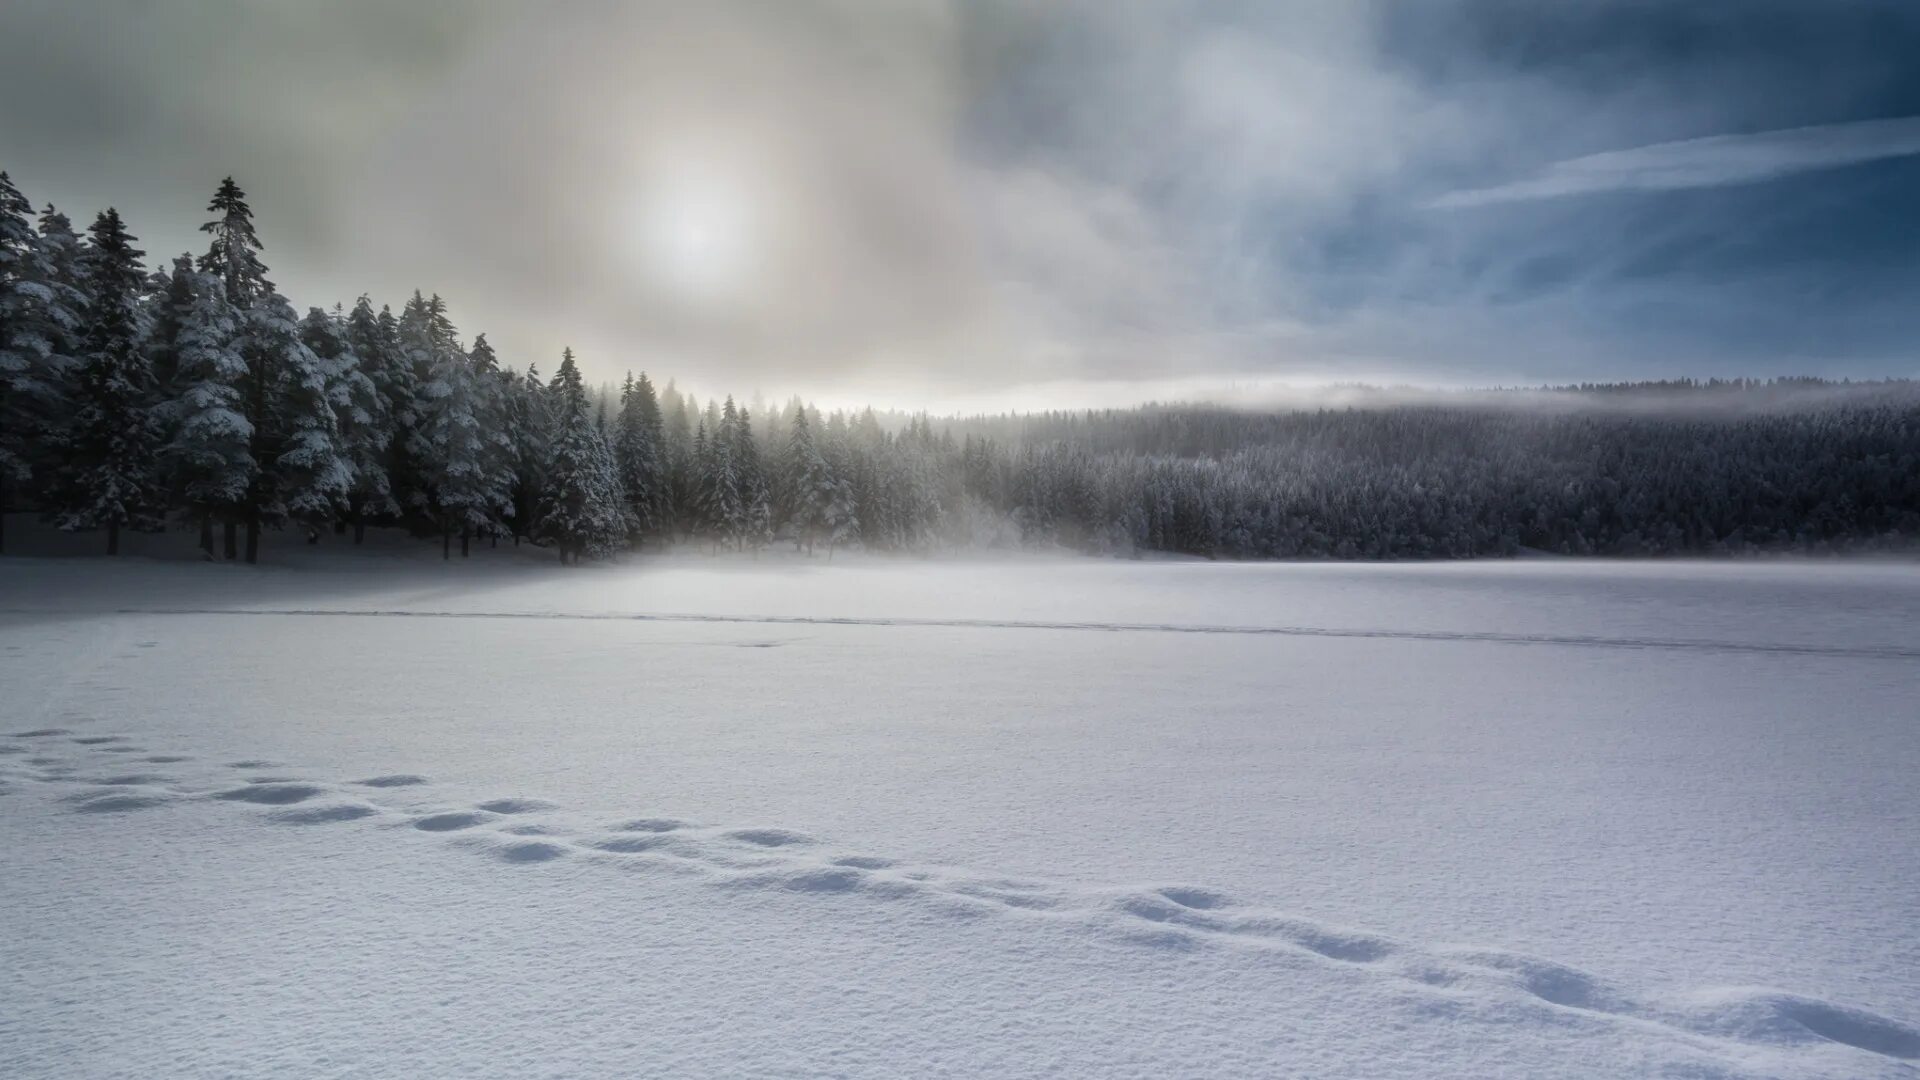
[629,146,763,307]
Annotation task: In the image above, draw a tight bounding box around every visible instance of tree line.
[4,170,1917,564]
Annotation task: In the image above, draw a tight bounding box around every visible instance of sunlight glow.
[630,146,763,307]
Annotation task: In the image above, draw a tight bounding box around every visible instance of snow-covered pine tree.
[47,209,164,553]
[614,371,665,545]
[688,420,711,540]
[412,331,513,557]
[820,412,860,557]
[197,177,269,560]
[300,306,393,542]
[198,177,350,560]
[699,400,744,549]
[395,291,461,527]
[634,373,666,540]
[0,173,85,552]
[34,204,88,374]
[198,178,271,306]
[259,294,352,545]
[360,300,419,526]
[466,334,518,551]
[536,348,628,563]
[155,260,251,557]
[780,404,834,553]
[660,382,693,541]
[503,361,552,543]
[731,402,772,551]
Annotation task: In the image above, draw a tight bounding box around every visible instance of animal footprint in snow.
[616,818,690,833]
[496,840,568,864]
[724,828,814,848]
[476,797,556,814]
[64,788,177,813]
[272,803,380,825]
[354,774,428,788]
[412,811,492,832]
[214,782,325,806]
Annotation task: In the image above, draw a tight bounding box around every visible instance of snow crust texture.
[6,724,1917,1076]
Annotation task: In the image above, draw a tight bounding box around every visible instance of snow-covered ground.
[3,534,1918,1078]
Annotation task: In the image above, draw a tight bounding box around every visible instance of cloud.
[6,0,1920,402]
[1432,115,1920,208]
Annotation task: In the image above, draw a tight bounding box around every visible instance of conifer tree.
[780,405,834,553]
[362,301,418,525]
[819,413,860,556]
[395,291,460,525]
[503,361,551,543]
[699,400,744,548]
[198,178,348,560]
[156,260,250,557]
[260,293,352,542]
[536,348,628,563]
[0,174,84,551]
[301,306,393,542]
[614,371,665,545]
[412,332,513,556]
[467,333,518,548]
[48,209,164,553]
[731,402,772,550]
[661,382,693,541]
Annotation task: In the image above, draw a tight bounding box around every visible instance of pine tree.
[156,261,251,557]
[699,400,744,548]
[198,177,270,559]
[820,413,860,556]
[34,204,87,373]
[412,331,513,556]
[780,405,834,553]
[661,382,693,541]
[48,209,164,553]
[504,361,552,543]
[0,174,84,552]
[467,333,518,549]
[395,291,459,525]
[536,348,628,563]
[360,300,418,526]
[301,306,393,542]
[260,294,352,542]
[198,177,349,560]
[614,371,665,545]
[731,402,772,551]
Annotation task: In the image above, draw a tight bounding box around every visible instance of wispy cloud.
[1433,115,1920,209]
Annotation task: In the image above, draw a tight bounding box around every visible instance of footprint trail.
[6,724,1916,1070]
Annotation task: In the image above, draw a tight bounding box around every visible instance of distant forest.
[4,172,1917,563]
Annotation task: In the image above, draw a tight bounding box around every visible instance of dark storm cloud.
[1,0,1914,406]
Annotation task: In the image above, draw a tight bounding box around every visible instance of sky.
[2,0,1917,409]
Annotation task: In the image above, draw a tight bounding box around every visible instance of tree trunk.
[353,517,365,545]
[199,515,214,559]
[107,521,120,556]
[490,534,497,549]
[442,527,451,560]
[244,517,260,564]
[461,527,470,558]
[224,521,238,560]
[334,517,347,536]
